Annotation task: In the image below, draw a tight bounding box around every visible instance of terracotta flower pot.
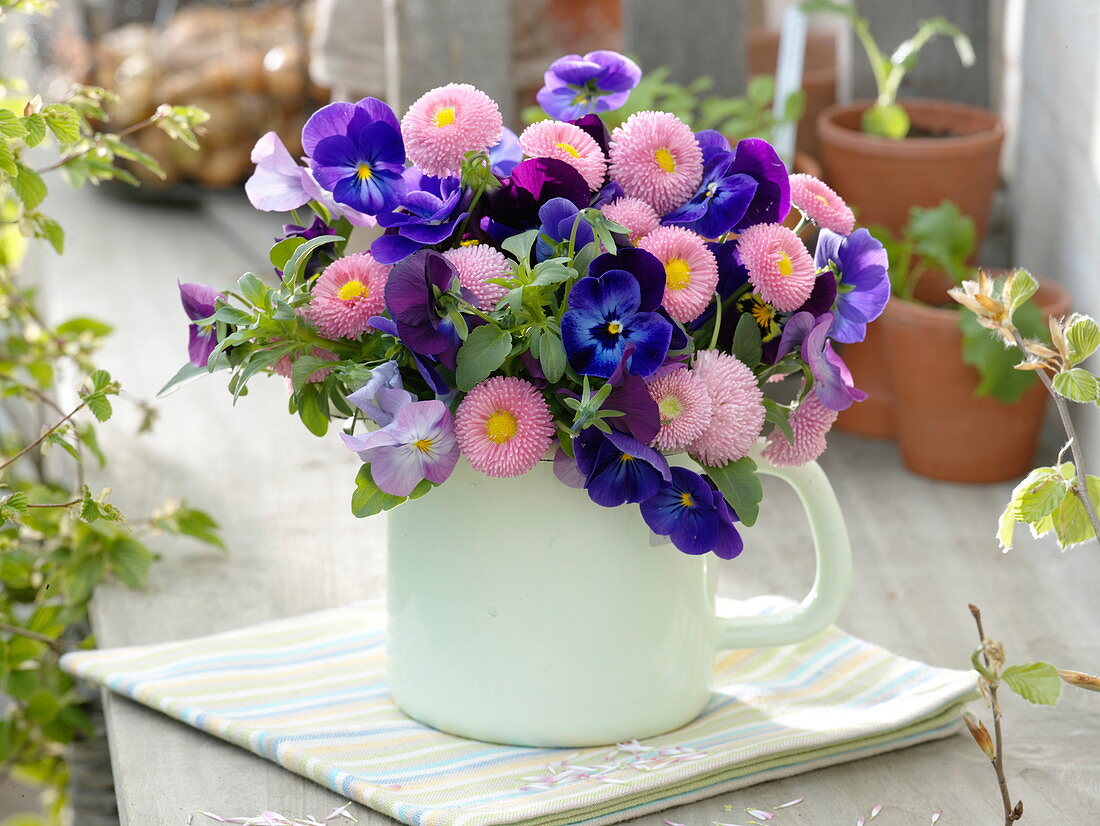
[816,99,1004,248]
[834,320,894,439]
[879,279,1072,484]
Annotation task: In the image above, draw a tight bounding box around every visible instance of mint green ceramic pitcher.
[386,440,851,747]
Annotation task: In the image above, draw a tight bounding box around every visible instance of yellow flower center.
[433,107,456,127]
[336,280,369,302]
[485,410,518,444]
[555,141,581,158]
[749,299,776,328]
[658,395,682,423]
[776,251,793,277]
[459,238,480,247]
[356,163,374,181]
[664,258,692,290]
[680,491,695,508]
[620,453,634,463]
[814,193,830,205]
[654,148,676,173]
[607,320,623,335]
[413,438,434,454]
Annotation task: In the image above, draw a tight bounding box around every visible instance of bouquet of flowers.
[172,50,889,560]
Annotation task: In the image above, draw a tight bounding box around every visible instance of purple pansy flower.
[815,228,890,344]
[384,250,463,362]
[604,346,660,444]
[341,399,459,497]
[488,127,522,178]
[775,311,867,411]
[483,158,590,241]
[372,174,469,264]
[346,361,408,426]
[695,129,731,162]
[573,427,671,507]
[303,97,406,215]
[537,50,642,120]
[368,316,450,395]
[245,131,310,212]
[664,138,790,237]
[179,282,223,367]
[562,266,672,379]
[640,466,744,558]
[535,197,595,260]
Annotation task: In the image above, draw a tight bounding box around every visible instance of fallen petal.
[775,798,803,809]
[746,810,773,821]
[931,813,942,824]
[871,805,883,819]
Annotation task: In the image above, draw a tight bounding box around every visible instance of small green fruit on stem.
[861,102,910,140]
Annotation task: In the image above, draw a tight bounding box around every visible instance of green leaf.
[107,538,155,588]
[1013,470,1069,522]
[56,317,112,338]
[703,456,763,528]
[269,236,306,271]
[1002,662,1063,706]
[42,105,81,145]
[907,201,975,284]
[997,501,1017,550]
[1066,315,1100,366]
[455,325,513,391]
[175,507,225,550]
[290,355,334,391]
[1046,480,1100,548]
[763,398,794,444]
[530,261,576,287]
[351,463,410,518]
[32,214,64,254]
[12,164,47,210]
[538,329,567,383]
[1052,368,1100,403]
[283,234,342,284]
[157,357,227,397]
[22,113,45,147]
[501,229,539,264]
[1005,269,1038,317]
[237,272,270,309]
[731,313,763,368]
[24,690,62,725]
[296,384,330,436]
[83,393,112,422]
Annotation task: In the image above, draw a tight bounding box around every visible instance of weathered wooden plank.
[622,0,747,95]
[383,0,515,125]
[847,0,992,107]
[38,186,1100,823]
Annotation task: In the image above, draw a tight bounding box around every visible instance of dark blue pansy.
[640,466,744,558]
[573,427,671,508]
[589,247,688,350]
[372,174,469,264]
[815,228,890,344]
[561,269,672,379]
[535,197,594,261]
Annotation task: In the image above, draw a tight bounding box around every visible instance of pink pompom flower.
[518,120,607,191]
[789,173,855,235]
[443,244,511,311]
[304,253,389,339]
[401,83,503,177]
[647,367,713,452]
[737,223,817,312]
[601,197,660,244]
[455,376,554,477]
[761,391,838,467]
[609,111,703,214]
[688,350,765,466]
[638,225,719,324]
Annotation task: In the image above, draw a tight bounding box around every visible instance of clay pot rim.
[817,99,1005,158]
[884,276,1073,333]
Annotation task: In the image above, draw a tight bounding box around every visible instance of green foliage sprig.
[802,0,974,139]
[0,6,216,822]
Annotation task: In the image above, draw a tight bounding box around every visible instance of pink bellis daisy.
[688,350,765,466]
[443,244,511,311]
[401,83,503,178]
[518,120,607,191]
[304,253,389,339]
[455,376,554,477]
[789,173,855,235]
[647,367,713,452]
[761,391,838,467]
[601,196,659,244]
[737,222,816,312]
[638,225,719,324]
[609,111,703,214]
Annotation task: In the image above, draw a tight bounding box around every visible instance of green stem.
[708,292,723,351]
[0,401,86,474]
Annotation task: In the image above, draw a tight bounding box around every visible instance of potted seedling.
[856,201,1071,482]
[805,0,1005,248]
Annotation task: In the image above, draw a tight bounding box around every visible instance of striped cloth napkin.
[62,597,976,826]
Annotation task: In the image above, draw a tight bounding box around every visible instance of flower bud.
[1058,669,1100,692]
[963,711,995,759]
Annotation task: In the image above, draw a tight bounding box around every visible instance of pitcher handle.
[717,443,852,650]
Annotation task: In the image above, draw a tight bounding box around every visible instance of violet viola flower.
[341,399,459,497]
[372,174,469,264]
[303,97,406,215]
[244,131,310,212]
[640,466,744,559]
[178,282,223,367]
[815,228,890,344]
[535,197,595,260]
[488,127,522,178]
[573,427,671,507]
[562,267,672,379]
[384,250,462,361]
[483,158,590,241]
[368,316,450,395]
[347,361,408,426]
[537,50,642,120]
[695,129,731,162]
[776,311,867,411]
[663,138,790,237]
[604,350,661,444]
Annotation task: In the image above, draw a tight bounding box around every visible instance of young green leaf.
[702,457,763,527]
[351,463,409,518]
[13,164,47,210]
[1002,662,1063,706]
[539,329,567,383]
[501,229,539,264]
[455,325,512,391]
[106,538,156,589]
[237,272,270,309]
[731,313,763,367]
[296,384,330,436]
[1065,315,1100,366]
[1052,368,1100,404]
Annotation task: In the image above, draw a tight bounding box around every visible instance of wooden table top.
[39,187,1100,825]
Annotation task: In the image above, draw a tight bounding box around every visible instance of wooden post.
[848,0,992,107]
[383,0,516,125]
[621,0,747,96]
